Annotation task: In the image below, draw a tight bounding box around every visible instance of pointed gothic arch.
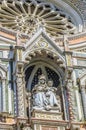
[25,59,64,91]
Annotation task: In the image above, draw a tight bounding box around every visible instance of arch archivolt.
[80,74,86,86]
[25,57,64,77]
[25,59,64,90]
[78,69,86,86]
[24,48,65,63]
[40,0,83,28]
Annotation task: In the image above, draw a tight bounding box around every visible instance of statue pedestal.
[32,110,63,120]
[31,110,68,130]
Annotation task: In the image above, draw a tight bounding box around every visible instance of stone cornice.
[1,27,86,51]
[57,32,86,43]
[31,118,69,126]
[0,27,29,41]
[68,32,86,40]
[0,27,86,41]
[0,27,16,36]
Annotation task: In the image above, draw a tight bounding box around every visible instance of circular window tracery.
[0,0,77,38]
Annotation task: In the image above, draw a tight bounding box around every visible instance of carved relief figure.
[32,74,59,111]
[46,80,58,107]
[32,74,48,110]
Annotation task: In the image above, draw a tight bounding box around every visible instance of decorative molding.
[64,0,86,22]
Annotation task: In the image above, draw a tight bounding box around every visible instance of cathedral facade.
[0,0,86,129]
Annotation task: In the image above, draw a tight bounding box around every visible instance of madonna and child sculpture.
[32,74,60,111]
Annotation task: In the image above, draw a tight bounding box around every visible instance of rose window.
[0,0,77,38]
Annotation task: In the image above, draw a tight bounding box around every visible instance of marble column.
[28,92,31,118]
[2,78,6,112]
[8,83,13,113]
[72,70,82,120]
[81,85,86,119]
[61,85,68,120]
[0,80,2,112]
[75,85,82,120]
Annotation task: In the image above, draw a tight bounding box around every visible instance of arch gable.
[24,29,65,64]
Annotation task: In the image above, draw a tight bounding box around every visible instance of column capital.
[2,78,6,80]
[67,67,73,73]
[15,46,25,50]
[66,68,73,79]
[17,61,24,66]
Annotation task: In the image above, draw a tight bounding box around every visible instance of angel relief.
[31,74,61,111]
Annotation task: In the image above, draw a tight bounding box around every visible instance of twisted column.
[15,45,26,117]
[16,72,26,117]
[67,79,77,121]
